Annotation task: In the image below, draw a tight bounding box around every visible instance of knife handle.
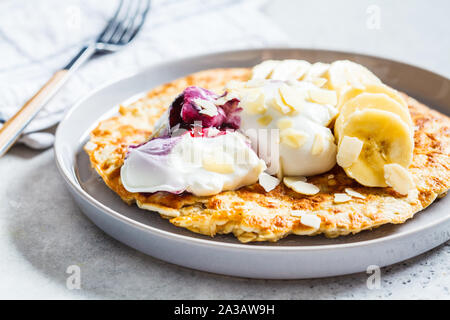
[0,70,70,157]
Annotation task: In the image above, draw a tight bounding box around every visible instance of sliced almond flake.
[283,177,319,195]
[406,188,419,204]
[199,108,218,117]
[311,133,324,156]
[300,214,321,229]
[311,77,328,88]
[384,163,415,195]
[257,115,273,126]
[291,210,321,229]
[284,176,308,184]
[279,84,308,111]
[280,128,308,149]
[271,93,292,114]
[214,91,240,106]
[202,153,235,174]
[308,88,338,106]
[193,98,216,110]
[206,127,221,137]
[258,172,280,192]
[244,91,267,115]
[345,188,366,199]
[251,60,280,80]
[336,136,364,168]
[324,104,339,123]
[277,118,294,130]
[194,98,219,117]
[333,193,352,203]
[214,96,228,106]
[270,60,311,81]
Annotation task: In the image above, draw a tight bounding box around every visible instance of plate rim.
[55,47,450,252]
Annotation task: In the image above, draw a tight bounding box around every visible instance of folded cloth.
[0,0,289,149]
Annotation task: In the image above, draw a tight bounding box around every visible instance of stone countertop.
[1,0,449,299]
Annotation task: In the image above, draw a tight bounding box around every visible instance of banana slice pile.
[334,83,415,194]
[251,59,416,195]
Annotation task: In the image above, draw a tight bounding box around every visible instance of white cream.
[230,79,338,177]
[121,131,266,196]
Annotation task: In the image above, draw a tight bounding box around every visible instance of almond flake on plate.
[291,210,321,229]
[258,172,280,192]
[333,193,352,203]
[283,177,319,195]
[384,164,415,195]
[300,214,321,229]
[345,188,366,199]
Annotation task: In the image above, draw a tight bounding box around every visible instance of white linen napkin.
[0,0,289,149]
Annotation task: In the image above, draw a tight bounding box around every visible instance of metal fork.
[0,0,150,157]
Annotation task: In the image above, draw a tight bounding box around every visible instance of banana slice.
[337,83,408,110]
[326,60,381,92]
[339,109,414,187]
[334,93,414,141]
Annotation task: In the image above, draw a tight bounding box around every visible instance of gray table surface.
[1,0,449,299]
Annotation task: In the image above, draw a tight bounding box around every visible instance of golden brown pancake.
[84,68,450,242]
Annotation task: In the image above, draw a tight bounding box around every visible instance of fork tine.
[104,1,137,44]
[120,0,150,44]
[109,0,140,44]
[100,1,133,44]
[96,0,125,42]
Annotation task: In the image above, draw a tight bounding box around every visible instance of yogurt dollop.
[121,129,266,196]
[228,79,338,176]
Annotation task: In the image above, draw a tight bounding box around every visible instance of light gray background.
[1,0,449,299]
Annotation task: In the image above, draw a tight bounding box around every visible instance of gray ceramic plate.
[55,48,450,279]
